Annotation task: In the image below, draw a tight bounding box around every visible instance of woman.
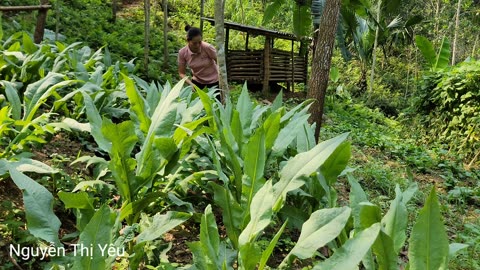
[178,25,219,90]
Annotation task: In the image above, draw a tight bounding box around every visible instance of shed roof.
[202,17,305,41]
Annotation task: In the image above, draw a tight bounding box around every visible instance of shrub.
[414,60,480,164]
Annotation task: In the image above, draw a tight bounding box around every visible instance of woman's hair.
[185,25,202,41]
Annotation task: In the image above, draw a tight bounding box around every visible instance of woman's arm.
[178,63,194,87]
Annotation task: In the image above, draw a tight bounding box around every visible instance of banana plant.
[415,35,451,70]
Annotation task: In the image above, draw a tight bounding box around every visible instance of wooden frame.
[0,1,51,43]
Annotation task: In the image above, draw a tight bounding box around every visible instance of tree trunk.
[214,0,229,101]
[163,0,169,69]
[452,0,462,65]
[262,37,271,96]
[55,0,60,40]
[369,0,382,94]
[434,0,440,36]
[34,0,49,43]
[200,0,205,32]
[144,0,151,76]
[472,35,478,58]
[307,0,341,139]
[112,0,117,23]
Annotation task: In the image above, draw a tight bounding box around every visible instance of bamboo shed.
[202,18,309,93]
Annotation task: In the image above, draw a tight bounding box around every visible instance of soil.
[32,133,93,177]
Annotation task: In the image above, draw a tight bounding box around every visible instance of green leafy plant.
[415,35,451,70]
[414,59,480,165]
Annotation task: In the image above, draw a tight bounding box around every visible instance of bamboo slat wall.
[227,49,306,83]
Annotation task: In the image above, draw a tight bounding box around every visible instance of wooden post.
[34,0,50,43]
[304,41,309,85]
[200,0,205,32]
[55,0,60,40]
[112,0,117,23]
[262,36,271,95]
[291,40,295,92]
[144,0,151,76]
[163,0,169,69]
[245,32,249,51]
[225,27,230,53]
[225,27,230,81]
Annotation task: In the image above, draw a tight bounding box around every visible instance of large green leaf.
[285,207,352,262]
[313,223,381,270]
[434,37,450,70]
[210,182,243,249]
[82,92,111,152]
[135,78,186,186]
[72,204,117,270]
[271,90,283,111]
[26,79,77,122]
[320,141,351,185]
[0,16,3,42]
[23,72,65,120]
[347,174,368,209]
[173,117,210,144]
[296,122,316,152]
[102,119,138,204]
[272,114,310,156]
[239,242,261,270]
[280,99,312,123]
[62,118,91,133]
[408,187,449,270]
[200,205,220,262]
[382,184,417,252]
[189,242,209,270]
[9,168,61,246]
[239,180,275,246]
[258,220,288,270]
[293,4,312,37]
[122,74,151,137]
[415,36,436,68]
[242,126,266,210]
[197,88,217,131]
[22,32,37,54]
[136,211,191,244]
[359,203,398,270]
[58,191,95,231]
[236,85,253,136]
[2,81,21,120]
[132,75,160,116]
[231,109,244,153]
[273,133,349,211]
[58,191,94,210]
[0,158,57,175]
[263,111,281,152]
[382,185,409,252]
[189,205,234,270]
[263,0,287,24]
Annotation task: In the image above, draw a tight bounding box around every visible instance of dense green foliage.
[2,0,180,81]
[1,0,480,269]
[416,60,480,163]
[0,30,471,269]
